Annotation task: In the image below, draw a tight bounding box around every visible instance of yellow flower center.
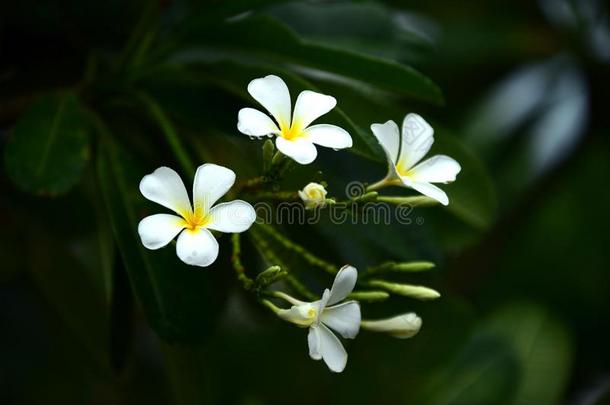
[307,308,317,318]
[395,159,413,178]
[280,120,304,141]
[183,209,209,231]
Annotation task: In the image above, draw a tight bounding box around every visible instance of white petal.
[139,167,192,218]
[403,179,449,206]
[237,108,280,137]
[308,326,322,360]
[317,324,348,373]
[206,200,256,233]
[370,120,400,163]
[247,75,291,129]
[275,137,317,165]
[408,155,461,183]
[278,303,317,327]
[292,90,336,130]
[304,124,352,149]
[192,164,236,215]
[398,113,434,170]
[176,228,219,267]
[321,301,361,339]
[327,265,358,306]
[138,214,186,250]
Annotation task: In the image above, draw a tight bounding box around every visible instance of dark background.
[1,0,609,404]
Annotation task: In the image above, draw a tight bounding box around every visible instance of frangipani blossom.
[138,164,256,267]
[237,75,353,164]
[276,265,361,372]
[369,113,461,206]
[360,312,422,339]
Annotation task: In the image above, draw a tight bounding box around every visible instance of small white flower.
[298,182,328,209]
[276,265,361,373]
[237,75,353,165]
[370,113,461,205]
[137,164,256,267]
[360,313,422,338]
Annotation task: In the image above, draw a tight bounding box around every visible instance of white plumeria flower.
[276,265,361,373]
[298,182,328,210]
[237,75,353,165]
[137,164,256,267]
[369,113,461,206]
[360,312,422,339]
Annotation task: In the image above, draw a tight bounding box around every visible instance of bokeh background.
[1,0,609,404]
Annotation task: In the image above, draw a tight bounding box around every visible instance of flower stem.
[249,227,317,301]
[254,223,338,275]
[260,299,282,314]
[376,196,438,206]
[231,233,253,290]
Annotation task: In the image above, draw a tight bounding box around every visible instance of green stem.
[231,234,254,290]
[255,223,338,275]
[136,92,195,176]
[249,227,317,300]
[376,195,438,206]
[261,299,282,314]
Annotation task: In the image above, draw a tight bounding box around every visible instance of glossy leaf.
[97,135,227,344]
[169,15,443,104]
[4,92,91,196]
[419,332,520,405]
[486,303,573,405]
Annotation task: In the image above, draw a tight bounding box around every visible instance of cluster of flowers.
[137,75,460,372]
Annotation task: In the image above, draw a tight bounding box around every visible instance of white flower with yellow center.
[298,182,328,209]
[275,265,361,373]
[360,312,422,339]
[237,75,353,164]
[137,164,256,267]
[369,113,461,206]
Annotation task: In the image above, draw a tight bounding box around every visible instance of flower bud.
[368,280,441,300]
[298,182,328,210]
[348,291,390,302]
[255,265,286,289]
[361,313,422,338]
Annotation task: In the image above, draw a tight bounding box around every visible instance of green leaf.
[96,135,227,344]
[433,129,497,231]
[485,303,573,405]
[168,15,443,104]
[5,182,115,373]
[419,332,520,405]
[4,91,91,196]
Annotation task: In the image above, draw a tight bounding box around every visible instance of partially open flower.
[298,182,328,209]
[360,313,422,338]
[137,164,256,267]
[369,113,461,205]
[237,75,353,164]
[275,265,361,372]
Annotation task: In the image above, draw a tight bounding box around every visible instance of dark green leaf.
[97,135,227,344]
[485,303,573,405]
[169,15,443,104]
[419,332,520,405]
[4,91,91,196]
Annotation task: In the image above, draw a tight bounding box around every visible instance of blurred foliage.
[1,0,609,404]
